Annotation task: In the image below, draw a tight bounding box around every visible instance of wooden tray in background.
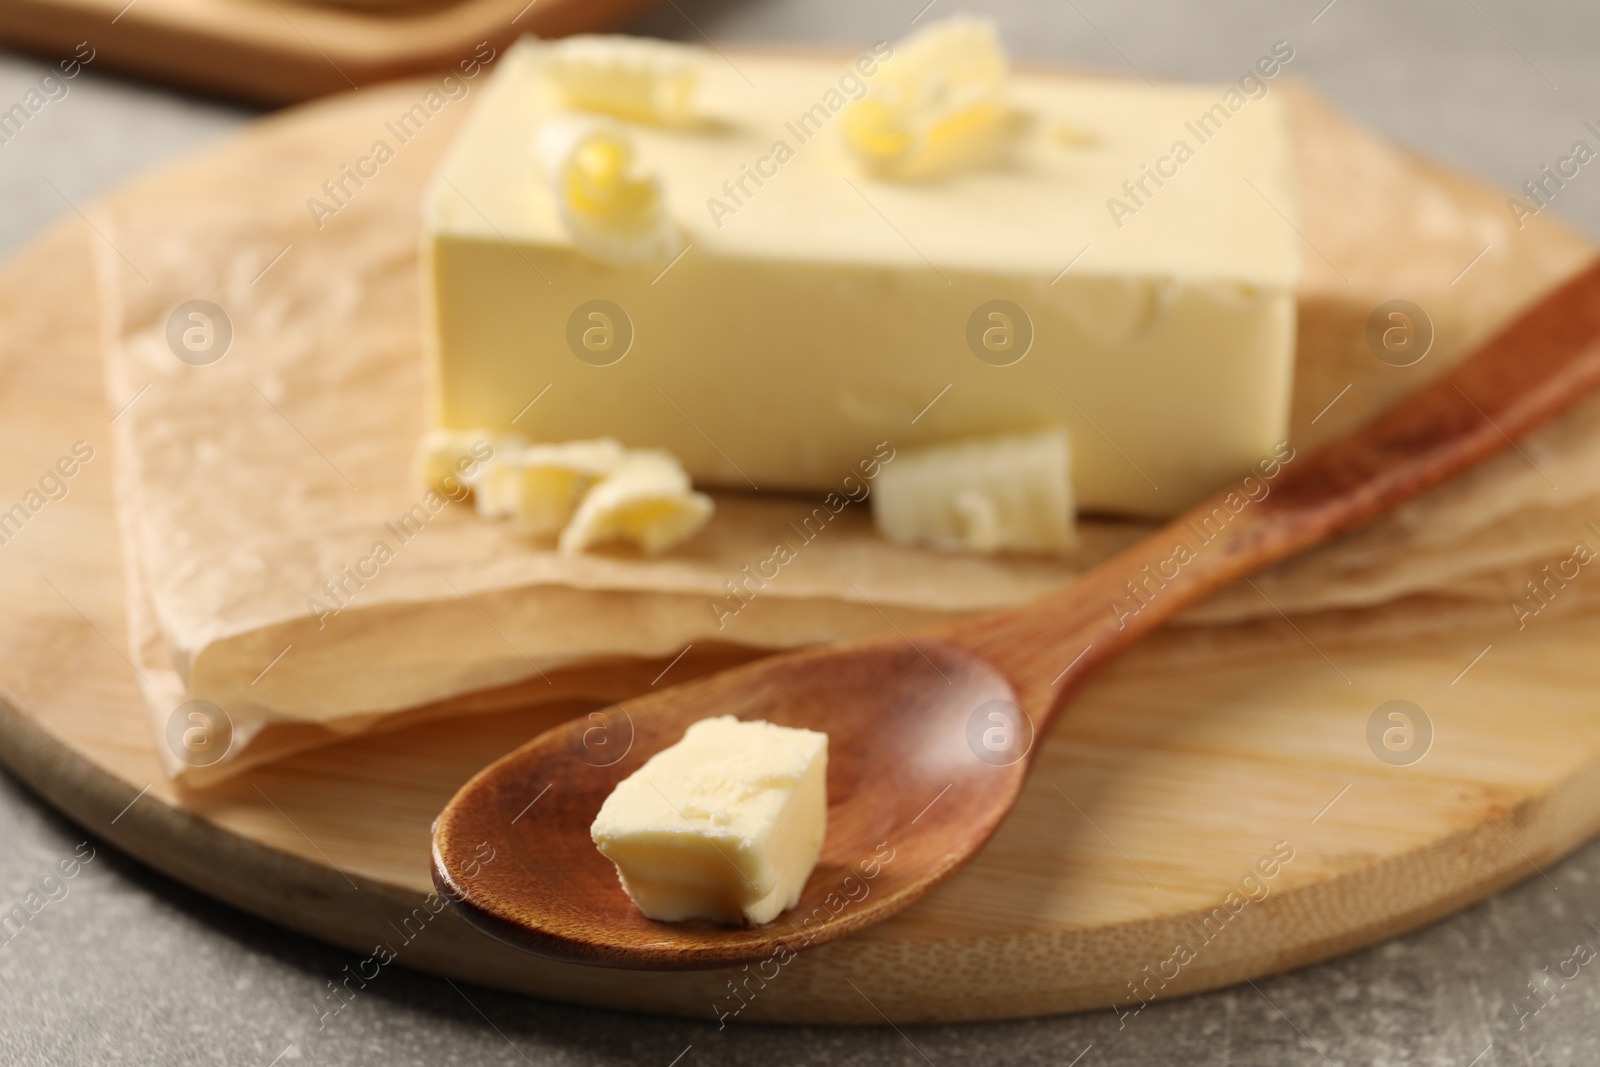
[0,76,1598,1024]
[0,0,659,105]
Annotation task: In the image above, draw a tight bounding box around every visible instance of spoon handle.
[943,259,1600,720]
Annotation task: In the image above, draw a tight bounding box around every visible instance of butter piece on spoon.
[590,716,828,926]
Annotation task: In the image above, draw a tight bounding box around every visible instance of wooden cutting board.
[1,76,1598,1024]
[0,0,658,105]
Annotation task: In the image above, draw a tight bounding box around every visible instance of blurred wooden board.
[0,76,1598,1023]
[0,0,658,105]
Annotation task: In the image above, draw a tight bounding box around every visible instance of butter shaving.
[559,449,714,556]
[842,16,1019,180]
[537,120,682,264]
[545,35,700,125]
[470,438,627,534]
[412,428,516,499]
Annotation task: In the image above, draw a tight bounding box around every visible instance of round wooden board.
[3,78,1600,1025]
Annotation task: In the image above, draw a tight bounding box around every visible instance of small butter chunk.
[872,429,1077,554]
[591,716,828,925]
[558,449,713,556]
[469,438,627,533]
[842,15,1018,180]
[413,429,518,498]
[537,120,681,264]
[545,35,700,125]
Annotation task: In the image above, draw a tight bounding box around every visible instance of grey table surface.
[2,0,1599,1063]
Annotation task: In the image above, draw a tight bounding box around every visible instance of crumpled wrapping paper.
[93,77,1595,784]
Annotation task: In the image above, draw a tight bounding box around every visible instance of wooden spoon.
[433,262,1600,970]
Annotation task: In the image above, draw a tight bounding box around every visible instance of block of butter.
[424,31,1299,518]
[590,717,828,925]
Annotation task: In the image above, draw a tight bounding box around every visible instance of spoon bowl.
[432,636,1025,968]
[435,262,1600,970]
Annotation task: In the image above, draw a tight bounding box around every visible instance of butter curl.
[842,16,1018,180]
[545,35,700,125]
[537,120,682,264]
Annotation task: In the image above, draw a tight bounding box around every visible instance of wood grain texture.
[0,0,658,105]
[1,80,1599,1021]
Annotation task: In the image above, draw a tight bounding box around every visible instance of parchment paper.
[92,80,1597,784]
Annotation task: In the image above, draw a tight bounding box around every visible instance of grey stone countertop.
[3,0,1599,1063]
